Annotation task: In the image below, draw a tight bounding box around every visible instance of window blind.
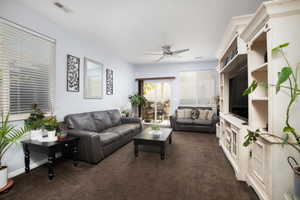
[179,71,216,106]
[0,19,55,117]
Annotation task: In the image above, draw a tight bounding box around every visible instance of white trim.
[8,158,48,178]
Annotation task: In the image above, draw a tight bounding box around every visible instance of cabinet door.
[249,140,266,186]
[231,130,238,159]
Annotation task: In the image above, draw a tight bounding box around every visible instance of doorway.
[142,80,172,126]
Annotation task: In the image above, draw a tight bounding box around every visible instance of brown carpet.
[1,132,258,200]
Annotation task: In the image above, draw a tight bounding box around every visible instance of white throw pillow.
[206,110,214,120]
[198,109,209,120]
[184,109,192,119]
[177,109,185,119]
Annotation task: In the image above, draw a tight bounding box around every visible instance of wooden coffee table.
[133,128,173,160]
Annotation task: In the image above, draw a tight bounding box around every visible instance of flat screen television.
[229,65,248,120]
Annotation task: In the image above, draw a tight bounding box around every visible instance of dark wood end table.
[21,136,79,180]
[133,128,173,160]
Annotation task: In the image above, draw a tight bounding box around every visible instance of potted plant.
[129,94,147,117]
[121,110,130,117]
[243,43,300,199]
[44,116,59,138]
[25,104,45,140]
[0,113,31,189]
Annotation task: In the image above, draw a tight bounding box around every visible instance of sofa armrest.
[211,113,219,126]
[170,115,177,129]
[65,129,104,163]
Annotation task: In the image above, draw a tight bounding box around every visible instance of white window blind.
[179,71,216,106]
[0,19,55,118]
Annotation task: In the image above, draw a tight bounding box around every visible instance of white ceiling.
[16,0,263,64]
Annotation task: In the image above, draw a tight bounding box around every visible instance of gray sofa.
[170,106,218,133]
[63,109,142,163]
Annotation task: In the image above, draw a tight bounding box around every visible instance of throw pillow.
[206,110,214,120]
[177,109,185,119]
[184,109,192,118]
[191,109,199,120]
[198,109,209,120]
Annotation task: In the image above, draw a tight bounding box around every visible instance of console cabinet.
[219,114,249,181]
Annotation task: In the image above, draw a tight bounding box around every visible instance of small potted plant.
[25,104,45,140]
[150,124,161,138]
[0,113,31,189]
[121,110,130,117]
[57,131,68,141]
[44,116,59,139]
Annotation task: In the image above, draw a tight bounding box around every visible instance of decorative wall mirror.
[84,57,104,99]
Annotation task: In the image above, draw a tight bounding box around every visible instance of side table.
[21,136,79,180]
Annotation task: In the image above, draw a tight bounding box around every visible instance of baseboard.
[8,158,48,178]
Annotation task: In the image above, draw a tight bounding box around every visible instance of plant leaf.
[283,126,295,133]
[272,43,289,52]
[243,80,258,96]
[276,67,292,93]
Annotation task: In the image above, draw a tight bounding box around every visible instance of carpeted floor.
[2,132,258,200]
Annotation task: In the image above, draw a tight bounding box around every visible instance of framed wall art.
[106,68,113,95]
[67,54,80,92]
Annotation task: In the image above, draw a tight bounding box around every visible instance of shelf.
[251,96,268,101]
[220,35,238,61]
[251,63,268,73]
[220,53,247,73]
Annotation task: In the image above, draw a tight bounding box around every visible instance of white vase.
[47,130,56,139]
[0,167,7,188]
[30,129,42,140]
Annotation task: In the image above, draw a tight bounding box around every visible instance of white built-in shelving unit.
[217,1,300,200]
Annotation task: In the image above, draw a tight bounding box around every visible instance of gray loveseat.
[63,109,142,163]
[170,106,218,133]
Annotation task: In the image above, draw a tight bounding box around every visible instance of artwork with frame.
[67,54,80,92]
[106,68,113,95]
[84,57,104,99]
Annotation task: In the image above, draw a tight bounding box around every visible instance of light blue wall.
[0,0,135,176]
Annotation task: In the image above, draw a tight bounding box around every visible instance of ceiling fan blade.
[145,53,164,56]
[155,56,165,63]
[172,49,190,55]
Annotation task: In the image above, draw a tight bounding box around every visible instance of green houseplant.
[129,94,147,117]
[0,113,32,188]
[44,116,59,138]
[243,43,300,198]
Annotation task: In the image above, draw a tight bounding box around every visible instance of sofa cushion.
[176,119,194,125]
[107,110,122,126]
[99,132,120,146]
[91,111,113,132]
[193,119,212,126]
[64,113,97,132]
[105,124,140,136]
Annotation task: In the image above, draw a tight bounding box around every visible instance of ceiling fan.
[145,45,190,63]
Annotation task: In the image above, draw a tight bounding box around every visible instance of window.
[179,71,216,106]
[0,19,55,119]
